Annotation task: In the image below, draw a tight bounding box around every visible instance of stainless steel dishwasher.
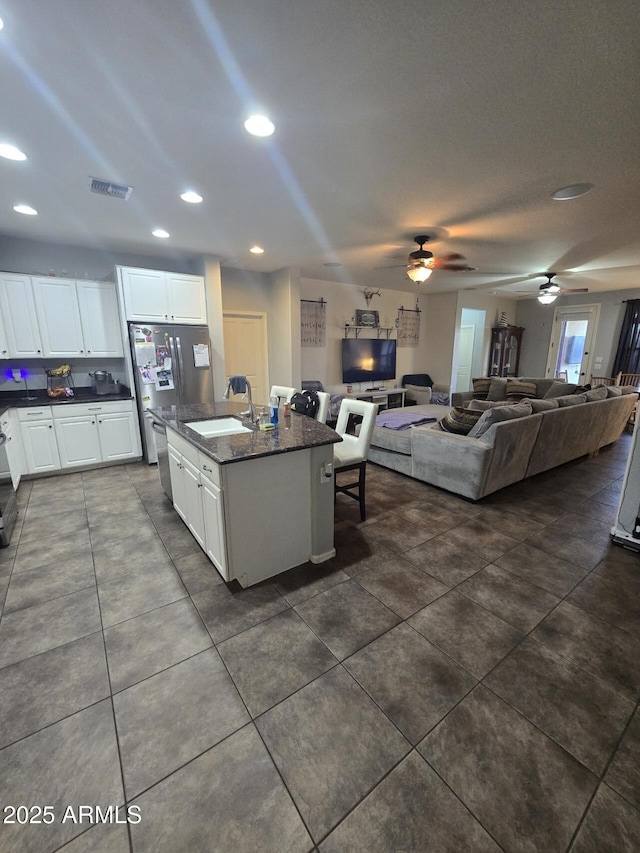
[151,419,172,500]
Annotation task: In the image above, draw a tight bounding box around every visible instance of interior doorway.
[223,312,269,405]
[456,325,475,393]
[545,304,600,385]
[455,308,486,392]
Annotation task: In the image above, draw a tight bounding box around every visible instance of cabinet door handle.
[197,483,202,488]
[99,420,102,423]
[202,464,212,472]
[37,349,41,353]
[48,425,52,429]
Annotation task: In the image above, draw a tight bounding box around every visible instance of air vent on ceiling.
[89,177,134,200]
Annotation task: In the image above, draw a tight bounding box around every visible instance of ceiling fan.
[517,272,589,304]
[378,235,476,282]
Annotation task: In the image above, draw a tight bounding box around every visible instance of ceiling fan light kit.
[407,264,433,283]
[537,291,558,305]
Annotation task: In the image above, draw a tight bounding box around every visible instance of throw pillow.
[573,384,592,394]
[530,398,560,412]
[606,385,622,397]
[585,386,608,402]
[438,406,483,435]
[487,377,508,401]
[506,379,537,401]
[468,398,533,438]
[556,393,588,407]
[544,381,577,399]
[471,378,491,400]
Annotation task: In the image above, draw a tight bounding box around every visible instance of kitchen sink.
[185,417,252,437]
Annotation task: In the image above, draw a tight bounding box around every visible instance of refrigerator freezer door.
[174,325,214,404]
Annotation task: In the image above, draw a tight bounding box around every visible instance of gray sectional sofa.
[366,379,638,500]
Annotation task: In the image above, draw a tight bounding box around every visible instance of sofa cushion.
[556,393,588,407]
[467,399,518,411]
[544,380,577,399]
[471,378,492,400]
[606,385,623,397]
[506,379,537,401]
[585,385,608,402]
[487,377,508,401]
[530,398,560,412]
[438,406,483,435]
[468,398,533,438]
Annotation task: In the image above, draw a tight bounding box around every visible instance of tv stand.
[345,389,407,411]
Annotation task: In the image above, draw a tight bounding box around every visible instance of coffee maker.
[89,370,114,395]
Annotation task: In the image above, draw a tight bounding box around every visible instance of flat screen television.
[341,338,397,385]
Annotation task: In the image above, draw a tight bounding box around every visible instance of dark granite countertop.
[149,402,342,465]
[0,387,134,419]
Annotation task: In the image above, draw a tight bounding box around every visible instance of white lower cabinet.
[167,430,228,578]
[54,415,102,468]
[20,419,61,474]
[201,472,228,579]
[51,400,140,470]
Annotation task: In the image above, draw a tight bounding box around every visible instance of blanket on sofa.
[375,412,437,430]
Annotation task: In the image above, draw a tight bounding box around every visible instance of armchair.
[402,374,450,406]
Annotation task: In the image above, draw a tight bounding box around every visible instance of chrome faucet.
[223,377,257,423]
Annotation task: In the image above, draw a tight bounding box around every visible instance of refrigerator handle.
[168,335,180,396]
[175,335,185,396]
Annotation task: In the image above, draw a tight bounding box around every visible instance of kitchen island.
[149,402,342,587]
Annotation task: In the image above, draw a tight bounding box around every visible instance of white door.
[32,277,85,357]
[97,411,139,461]
[76,281,124,357]
[223,313,268,406]
[21,420,61,473]
[120,267,169,322]
[166,274,207,324]
[168,446,187,521]
[54,416,101,468]
[455,324,475,393]
[182,457,206,550]
[202,473,228,579]
[546,304,600,385]
[0,274,43,357]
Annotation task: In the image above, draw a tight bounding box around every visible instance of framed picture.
[356,309,379,327]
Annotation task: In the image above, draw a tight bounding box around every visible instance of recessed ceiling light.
[0,18,4,31]
[249,245,264,254]
[551,183,593,200]
[244,115,275,137]
[0,144,27,161]
[13,204,37,215]
[152,229,170,239]
[180,190,203,204]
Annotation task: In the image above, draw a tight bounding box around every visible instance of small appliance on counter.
[45,364,75,398]
[89,370,115,395]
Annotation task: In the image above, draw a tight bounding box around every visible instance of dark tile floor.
[1,435,640,851]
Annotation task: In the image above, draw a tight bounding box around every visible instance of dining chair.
[333,399,378,521]
[316,391,330,423]
[555,370,568,381]
[269,385,296,404]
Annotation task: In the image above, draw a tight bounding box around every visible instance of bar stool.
[333,399,377,521]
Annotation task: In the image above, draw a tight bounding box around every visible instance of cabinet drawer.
[52,400,133,419]
[167,428,199,467]
[17,406,53,422]
[198,451,221,486]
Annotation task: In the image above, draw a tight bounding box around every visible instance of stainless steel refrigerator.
[128,322,214,468]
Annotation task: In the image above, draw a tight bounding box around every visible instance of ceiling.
[1,0,639,298]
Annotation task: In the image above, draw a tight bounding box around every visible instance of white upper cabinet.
[119,267,207,324]
[0,274,43,357]
[0,306,8,359]
[76,280,123,356]
[166,273,208,324]
[32,277,85,357]
[120,267,169,321]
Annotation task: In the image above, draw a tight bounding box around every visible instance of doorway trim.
[545,303,600,384]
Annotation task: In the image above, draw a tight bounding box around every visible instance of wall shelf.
[344,325,395,339]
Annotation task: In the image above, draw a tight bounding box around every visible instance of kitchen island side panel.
[223,449,312,587]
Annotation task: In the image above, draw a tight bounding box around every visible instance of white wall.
[193,255,226,400]
[0,235,198,279]
[421,292,458,389]
[299,277,427,393]
[515,288,640,377]
[268,268,301,390]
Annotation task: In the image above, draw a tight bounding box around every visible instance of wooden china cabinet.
[488,325,524,377]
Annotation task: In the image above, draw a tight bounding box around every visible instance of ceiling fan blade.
[560,288,589,293]
[439,253,466,262]
[434,262,477,272]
